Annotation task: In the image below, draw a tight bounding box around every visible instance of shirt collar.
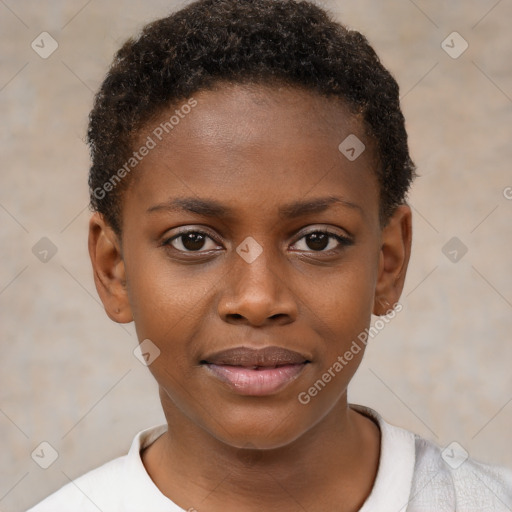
[351,404,416,511]
[122,404,416,511]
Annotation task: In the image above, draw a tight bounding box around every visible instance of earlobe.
[88,213,133,323]
[372,205,412,316]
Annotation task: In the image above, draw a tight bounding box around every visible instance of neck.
[142,391,380,512]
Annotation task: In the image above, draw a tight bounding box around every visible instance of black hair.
[87,0,416,234]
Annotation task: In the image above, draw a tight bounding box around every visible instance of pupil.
[183,233,205,251]
[307,232,328,251]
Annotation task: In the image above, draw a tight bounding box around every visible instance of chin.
[204,405,315,450]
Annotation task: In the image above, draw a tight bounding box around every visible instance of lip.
[201,346,310,396]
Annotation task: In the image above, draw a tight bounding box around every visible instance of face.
[89,83,411,450]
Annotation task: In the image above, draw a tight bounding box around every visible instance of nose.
[217,243,298,327]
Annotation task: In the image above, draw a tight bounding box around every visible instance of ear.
[88,212,133,323]
[373,204,412,316]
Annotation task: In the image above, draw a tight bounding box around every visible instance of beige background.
[1,0,511,510]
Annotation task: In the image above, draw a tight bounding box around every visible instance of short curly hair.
[87,0,416,235]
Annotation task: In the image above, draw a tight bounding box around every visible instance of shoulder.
[411,435,512,511]
[26,455,127,512]
[26,424,169,512]
[351,404,512,511]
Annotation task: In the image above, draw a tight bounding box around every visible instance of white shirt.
[26,405,512,511]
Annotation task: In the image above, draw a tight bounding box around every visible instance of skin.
[88,83,412,512]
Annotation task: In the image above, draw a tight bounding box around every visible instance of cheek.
[299,255,377,400]
[124,246,212,337]
[305,255,377,340]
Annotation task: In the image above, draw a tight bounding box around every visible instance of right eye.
[163,230,221,253]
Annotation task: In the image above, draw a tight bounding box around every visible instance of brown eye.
[304,232,329,251]
[165,231,219,252]
[291,230,352,253]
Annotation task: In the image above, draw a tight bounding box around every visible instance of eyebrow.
[146,195,362,219]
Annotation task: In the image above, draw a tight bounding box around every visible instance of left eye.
[291,231,351,252]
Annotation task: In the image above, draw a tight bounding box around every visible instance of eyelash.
[162,228,352,255]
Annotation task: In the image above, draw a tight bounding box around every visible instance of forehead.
[147,82,370,153]
[124,83,380,227]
